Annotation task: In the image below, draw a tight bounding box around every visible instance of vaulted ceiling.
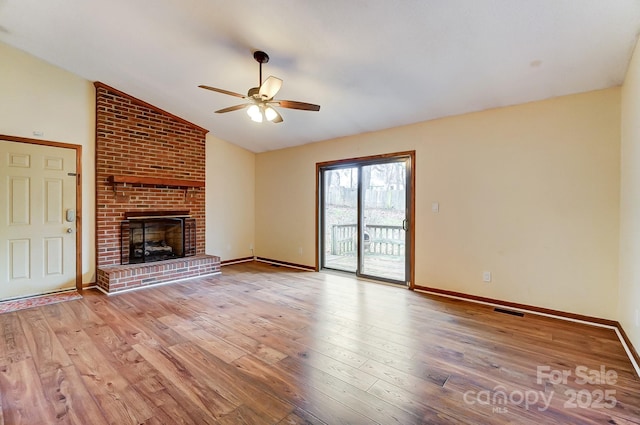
[2,1,640,152]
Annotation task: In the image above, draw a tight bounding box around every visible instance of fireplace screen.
[121,216,196,264]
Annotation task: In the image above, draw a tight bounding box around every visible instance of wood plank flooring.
[0,261,639,424]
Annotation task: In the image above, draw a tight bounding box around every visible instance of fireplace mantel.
[108,175,205,188]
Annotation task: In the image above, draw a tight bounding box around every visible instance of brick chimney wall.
[95,82,208,268]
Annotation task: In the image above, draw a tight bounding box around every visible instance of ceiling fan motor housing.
[247,87,261,98]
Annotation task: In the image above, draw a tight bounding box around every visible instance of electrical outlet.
[298,247,303,255]
[482,271,492,282]
[249,243,253,250]
[432,202,439,213]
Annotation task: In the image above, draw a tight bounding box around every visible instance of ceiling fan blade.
[215,104,249,113]
[199,85,246,99]
[275,100,321,111]
[259,76,283,100]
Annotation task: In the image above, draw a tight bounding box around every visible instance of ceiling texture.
[2,1,640,153]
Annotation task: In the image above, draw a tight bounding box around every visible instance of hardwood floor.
[1,261,639,424]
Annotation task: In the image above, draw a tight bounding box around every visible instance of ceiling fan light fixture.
[264,106,278,122]
[247,104,262,122]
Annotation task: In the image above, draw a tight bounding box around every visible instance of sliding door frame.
[315,151,416,289]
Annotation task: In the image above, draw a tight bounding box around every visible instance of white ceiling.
[1,1,640,153]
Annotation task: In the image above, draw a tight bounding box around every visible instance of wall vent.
[494,307,525,317]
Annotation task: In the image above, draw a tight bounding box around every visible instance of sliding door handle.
[402,219,408,231]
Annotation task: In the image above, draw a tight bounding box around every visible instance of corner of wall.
[205,134,256,262]
[619,34,640,362]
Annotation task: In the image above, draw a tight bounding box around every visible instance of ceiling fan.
[199,50,321,123]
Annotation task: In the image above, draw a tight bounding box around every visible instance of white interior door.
[0,139,77,300]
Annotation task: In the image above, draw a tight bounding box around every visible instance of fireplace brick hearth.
[97,255,220,293]
[94,82,219,293]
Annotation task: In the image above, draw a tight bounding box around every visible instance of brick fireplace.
[94,82,220,293]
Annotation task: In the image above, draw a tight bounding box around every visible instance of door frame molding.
[315,150,416,289]
[0,134,83,290]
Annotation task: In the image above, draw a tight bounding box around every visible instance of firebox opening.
[120,211,196,265]
[129,218,184,264]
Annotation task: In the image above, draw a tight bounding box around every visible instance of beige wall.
[256,88,621,319]
[620,40,640,352]
[206,134,255,261]
[0,42,96,283]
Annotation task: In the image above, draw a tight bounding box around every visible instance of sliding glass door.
[319,153,412,285]
[322,166,359,273]
[360,161,407,281]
